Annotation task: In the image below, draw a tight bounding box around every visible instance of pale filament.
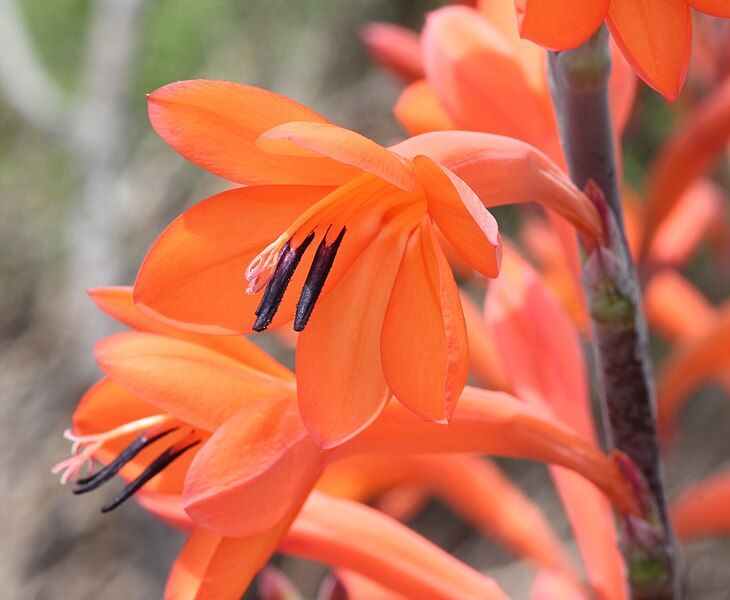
[51,414,175,485]
[244,177,396,293]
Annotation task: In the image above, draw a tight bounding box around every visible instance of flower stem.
[547,26,680,600]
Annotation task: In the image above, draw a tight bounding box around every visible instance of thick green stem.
[547,26,680,600]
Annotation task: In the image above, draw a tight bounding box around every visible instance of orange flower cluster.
[54,1,729,598]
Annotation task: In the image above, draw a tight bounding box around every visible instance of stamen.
[73,427,178,494]
[100,435,201,513]
[252,232,316,332]
[52,415,174,485]
[294,227,346,331]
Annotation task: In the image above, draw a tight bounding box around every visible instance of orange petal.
[381,220,469,423]
[134,185,330,335]
[459,290,512,391]
[281,492,509,600]
[485,249,592,436]
[257,121,416,191]
[643,269,715,341]
[607,0,691,101]
[296,218,410,448]
[394,80,458,136]
[95,332,293,432]
[647,178,728,268]
[165,511,299,600]
[422,6,553,146]
[670,471,730,542]
[477,0,547,91]
[360,22,425,82]
[531,570,589,600]
[686,0,730,17]
[643,77,730,245]
[337,386,640,516]
[516,0,608,51]
[148,80,358,186]
[183,400,323,537]
[73,377,157,435]
[657,303,730,434]
[90,287,293,381]
[391,132,603,243]
[415,155,502,278]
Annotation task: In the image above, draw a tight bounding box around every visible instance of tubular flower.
[516,0,730,100]
[484,248,627,600]
[134,79,602,448]
[54,288,640,598]
[51,286,299,514]
[52,288,510,599]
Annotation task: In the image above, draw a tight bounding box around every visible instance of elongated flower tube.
[484,248,627,600]
[670,471,730,542]
[643,77,730,248]
[280,492,509,600]
[317,454,575,575]
[515,0,730,100]
[134,79,602,447]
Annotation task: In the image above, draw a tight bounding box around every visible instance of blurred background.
[1,1,728,598]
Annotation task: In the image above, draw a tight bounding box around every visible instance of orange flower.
[55,287,638,598]
[134,79,602,447]
[516,0,730,100]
